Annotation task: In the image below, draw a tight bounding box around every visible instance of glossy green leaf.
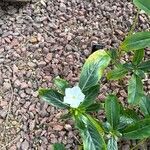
[134,69,145,78]
[75,114,86,130]
[52,143,66,150]
[107,65,128,80]
[107,137,118,150]
[128,74,144,104]
[121,32,150,51]
[86,115,104,134]
[85,103,101,113]
[108,49,118,61]
[79,85,100,108]
[79,50,111,92]
[123,63,134,71]
[38,89,69,109]
[118,107,140,130]
[121,118,150,139]
[140,95,150,116]
[132,49,144,65]
[133,0,150,15]
[54,76,69,94]
[76,114,106,150]
[105,95,120,129]
[138,60,150,72]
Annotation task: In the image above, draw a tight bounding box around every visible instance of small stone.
[0,109,7,118]
[20,91,26,98]
[5,37,11,43]
[139,16,145,23]
[13,64,18,73]
[9,145,16,150]
[64,124,72,131]
[0,48,4,53]
[83,49,90,57]
[67,33,72,41]
[65,44,72,51]
[0,119,3,124]
[37,33,43,42]
[29,36,38,43]
[14,80,21,87]
[21,82,28,89]
[53,125,63,131]
[12,120,18,126]
[29,120,36,130]
[120,90,127,97]
[32,91,38,97]
[0,59,4,63]
[0,19,3,25]
[11,39,19,47]
[0,28,2,35]
[60,3,66,12]
[27,62,36,67]
[38,61,46,67]
[21,140,29,150]
[115,29,124,36]
[45,53,52,62]
[1,100,8,107]
[3,82,11,90]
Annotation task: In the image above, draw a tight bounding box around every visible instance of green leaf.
[54,76,69,94]
[121,32,150,51]
[132,49,144,65]
[121,118,150,139]
[133,0,150,15]
[140,95,150,116]
[52,143,66,150]
[75,114,86,130]
[134,69,145,78]
[138,60,150,72]
[107,137,118,150]
[86,115,104,134]
[123,63,134,71]
[79,50,111,92]
[107,65,128,80]
[118,107,140,131]
[77,114,106,150]
[38,88,69,109]
[108,49,118,61]
[79,85,100,108]
[128,74,144,104]
[105,95,120,129]
[85,103,101,113]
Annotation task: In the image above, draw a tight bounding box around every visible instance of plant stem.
[116,9,140,62]
[130,139,147,150]
[128,10,140,36]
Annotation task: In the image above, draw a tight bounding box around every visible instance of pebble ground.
[0,0,150,149]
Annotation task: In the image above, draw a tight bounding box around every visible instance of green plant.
[39,50,110,150]
[38,0,150,149]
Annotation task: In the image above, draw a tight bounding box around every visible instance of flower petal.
[64,86,85,108]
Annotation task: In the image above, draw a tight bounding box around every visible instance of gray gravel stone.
[59,3,66,12]
[21,140,29,150]
[0,19,3,26]
[0,29,3,36]
[3,82,11,91]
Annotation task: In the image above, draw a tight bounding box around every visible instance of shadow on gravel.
[0,1,29,12]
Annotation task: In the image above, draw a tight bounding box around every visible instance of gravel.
[0,0,150,149]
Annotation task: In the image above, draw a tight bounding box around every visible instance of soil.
[0,0,150,150]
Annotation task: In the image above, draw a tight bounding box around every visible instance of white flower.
[64,86,85,108]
